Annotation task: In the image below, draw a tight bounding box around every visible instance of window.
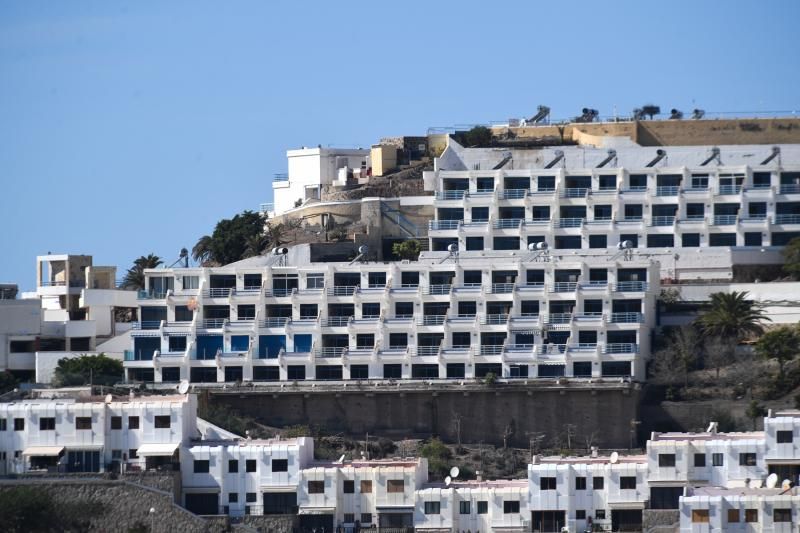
[774,508,792,522]
[682,233,701,247]
[692,510,709,523]
[745,509,758,522]
[39,417,55,431]
[111,416,122,430]
[395,302,414,318]
[76,417,92,430]
[246,459,256,472]
[343,480,355,493]
[308,481,324,494]
[362,303,380,318]
[459,501,471,514]
[299,304,318,319]
[194,460,210,473]
[360,513,372,524]
[356,334,374,349]
[694,453,706,467]
[246,492,257,503]
[658,454,676,467]
[596,510,606,520]
[343,513,355,524]
[14,418,24,431]
[777,430,793,443]
[229,460,238,473]
[477,501,488,514]
[503,501,520,514]
[593,477,604,490]
[576,510,586,520]
[387,480,404,493]
[229,493,238,503]
[129,449,138,459]
[712,453,724,466]
[0,419,6,431]
[306,274,325,289]
[620,476,637,490]
[589,234,607,248]
[424,501,440,514]
[182,275,199,290]
[154,415,171,429]
[540,477,556,490]
[129,416,140,429]
[739,453,757,466]
[727,509,740,523]
[575,477,586,490]
[272,459,288,472]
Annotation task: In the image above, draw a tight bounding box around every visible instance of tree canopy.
[54,353,123,387]
[192,211,299,266]
[696,291,770,341]
[782,237,800,279]
[120,254,162,290]
[392,239,422,261]
[755,326,800,379]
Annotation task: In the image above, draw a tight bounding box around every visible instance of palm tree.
[121,254,163,290]
[192,235,213,265]
[696,291,770,341]
[264,222,291,249]
[243,234,268,258]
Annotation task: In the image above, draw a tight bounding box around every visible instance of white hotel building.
[124,250,658,384]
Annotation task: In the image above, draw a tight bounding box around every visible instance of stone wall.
[0,478,224,533]
[642,509,680,532]
[212,384,640,449]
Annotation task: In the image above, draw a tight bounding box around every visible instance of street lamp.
[149,507,155,533]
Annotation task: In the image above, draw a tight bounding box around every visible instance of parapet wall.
[212,384,640,449]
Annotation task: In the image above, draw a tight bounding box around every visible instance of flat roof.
[652,431,763,442]
[536,454,646,465]
[424,479,528,489]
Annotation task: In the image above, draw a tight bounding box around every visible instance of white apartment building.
[0,392,196,475]
[679,486,800,533]
[125,251,658,384]
[271,147,371,216]
[424,139,800,280]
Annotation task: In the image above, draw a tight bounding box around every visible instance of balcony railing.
[610,312,644,323]
[615,281,648,292]
[490,283,515,294]
[273,173,289,182]
[483,314,509,325]
[713,215,738,225]
[498,189,529,199]
[205,288,233,298]
[718,185,743,195]
[775,214,800,224]
[779,184,800,194]
[436,190,466,200]
[480,345,503,355]
[418,315,446,326]
[202,318,227,328]
[558,218,584,228]
[316,347,345,358]
[322,316,351,327]
[124,350,153,361]
[138,290,167,300]
[524,218,550,225]
[570,343,598,351]
[493,219,523,229]
[655,186,679,196]
[605,343,639,354]
[328,286,357,296]
[429,220,460,230]
[651,216,675,226]
[260,317,289,327]
[265,288,295,297]
[551,282,578,292]
[547,313,572,324]
[622,216,643,222]
[428,285,452,295]
[132,321,161,330]
[561,188,588,198]
[416,346,440,356]
[742,214,767,221]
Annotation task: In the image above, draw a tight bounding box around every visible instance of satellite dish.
[273,247,288,255]
[610,452,619,464]
[178,380,190,395]
[336,454,346,464]
[447,243,458,253]
[782,479,792,490]
[766,473,779,488]
[445,476,452,486]
[358,245,369,255]
[618,240,633,250]
[450,466,460,478]
[104,394,113,404]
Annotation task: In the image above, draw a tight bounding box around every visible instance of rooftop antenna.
[596,149,617,168]
[609,240,634,262]
[609,451,619,464]
[348,245,370,265]
[669,108,684,120]
[439,243,459,264]
[766,473,779,489]
[525,241,550,263]
[701,147,721,166]
[646,149,667,167]
[761,146,781,166]
[691,108,706,120]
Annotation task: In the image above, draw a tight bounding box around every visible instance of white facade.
[272,147,370,216]
[680,487,800,533]
[126,253,658,383]
[0,393,197,475]
[425,139,800,279]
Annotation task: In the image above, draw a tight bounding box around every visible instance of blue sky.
[1,0,798,289]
